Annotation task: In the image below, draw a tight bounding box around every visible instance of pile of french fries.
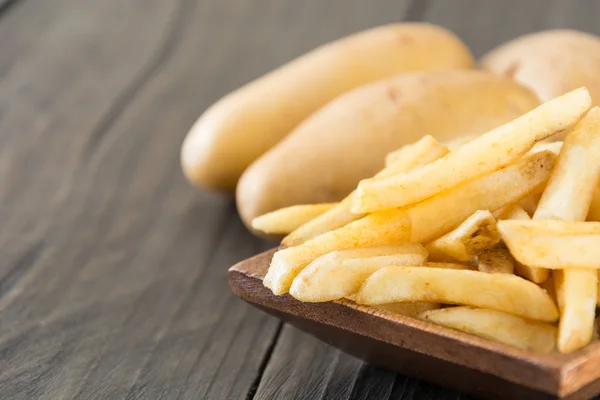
[253,87,600,354]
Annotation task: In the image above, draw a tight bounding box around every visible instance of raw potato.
[421,306,556,352]
[356,266,559,322]
[182,23,474,193]
[237,69,540,231]
[482,30,600,123]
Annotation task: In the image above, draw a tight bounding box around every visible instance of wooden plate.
[228,248,600,400]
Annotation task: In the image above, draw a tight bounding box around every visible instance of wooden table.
[1,1,599,399]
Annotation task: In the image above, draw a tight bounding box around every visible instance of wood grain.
[0,0,600,399]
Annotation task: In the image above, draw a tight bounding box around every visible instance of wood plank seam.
[80,0,195,159]
[245,321,284,400]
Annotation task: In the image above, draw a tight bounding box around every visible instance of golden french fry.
[499,220,600,269]
[251,203,337,234]
[356,267,559,322]
[477,244,514,274]
[539,276,557,305]
[384,135,450,169]
[528,140,563,155]
[426,210,499,262]
[444,134,478,151]
[267,151,554,295]
[494,204,545,281]
[282,136,448,247]
[587,186,600,222]
[352,87,591,213]
[375,302,440,317]
[554,269,598,353]
[407,151,555,243]
[535,108,600,222]
[289,244,427,302]
[495,204,530,220]
[264,209,411,295]
[421,306,556,352]
[425,262,475,270]
[518,192,542,216]
[532,107,600,353]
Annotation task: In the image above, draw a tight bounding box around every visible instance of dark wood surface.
[1,1,600,399]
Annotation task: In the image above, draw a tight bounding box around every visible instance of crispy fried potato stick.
[426,210,499,262]
[408,151,555,243]
[352,88,590,213]
[267,151,554,295]
[444,134,478,151]
[421,306,556,352]
[264,209,411,294]
[283,136,448,247]
[500,220,600,269]
[252,203,336,234]
[477,244,515,274]
[495,204,530,220]
[533,107,600,353]
[425,262,475,270]
[356,267,559,322]
[290,244,427,302]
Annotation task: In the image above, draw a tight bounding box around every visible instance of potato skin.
[482,30,600,105]
[181,23,474,193]
[236,70,540,233]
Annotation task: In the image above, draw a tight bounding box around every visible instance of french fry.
[445,134,478,151]
[554,269,599,352]
[528,140,563,155]
[477,244,515,274]
[495,204,530,220]
[251,203,336,234]
[518,192,542,216]
[494,204,545,281]
[426,210,499,262]
[425,262,475,270]
[268,151,555,295]
[356,267,559,322]
[532,107,600,353]
[352,87,591,213]
[384,135,450,169]
[264,209,411,295]
[587,186,600,222]
[290,244,427,302]
[499,220,600,269]
[282,136,449,247]
[407,151,555,243]
[421,306,556,352]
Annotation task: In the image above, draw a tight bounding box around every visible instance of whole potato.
[181,23,474,193]
[482,30,600,107]
[236,70,540,232]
